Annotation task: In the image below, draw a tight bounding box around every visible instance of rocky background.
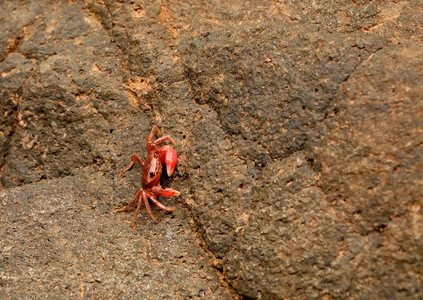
[1,0,422,299]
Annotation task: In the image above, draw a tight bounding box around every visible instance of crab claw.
[152,186,181,197]
[158,145,178,176]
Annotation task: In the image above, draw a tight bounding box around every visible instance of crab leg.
[149,194,175,212]
[130,192,145,228]
[154,135,176,146]
[147,125,162,142]
[115,189,143,212]
[143,194,158,223]
[119,154,144,177]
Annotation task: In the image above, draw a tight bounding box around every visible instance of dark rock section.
[221,42,423,298]
[310,42,423,298]
[0,1,129,187]
[225,153,334,299]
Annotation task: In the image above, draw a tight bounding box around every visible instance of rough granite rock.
[1,0,422,299]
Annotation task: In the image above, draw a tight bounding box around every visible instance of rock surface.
[1,0,422,299]
[0,175,233,298]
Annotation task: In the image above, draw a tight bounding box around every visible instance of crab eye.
[149,172,155,178]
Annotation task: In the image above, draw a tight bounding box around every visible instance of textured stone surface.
[1,0,422,299]
[309,42,423,299]
[0,175,233,299]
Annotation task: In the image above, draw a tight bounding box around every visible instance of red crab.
[116,125,180,227]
